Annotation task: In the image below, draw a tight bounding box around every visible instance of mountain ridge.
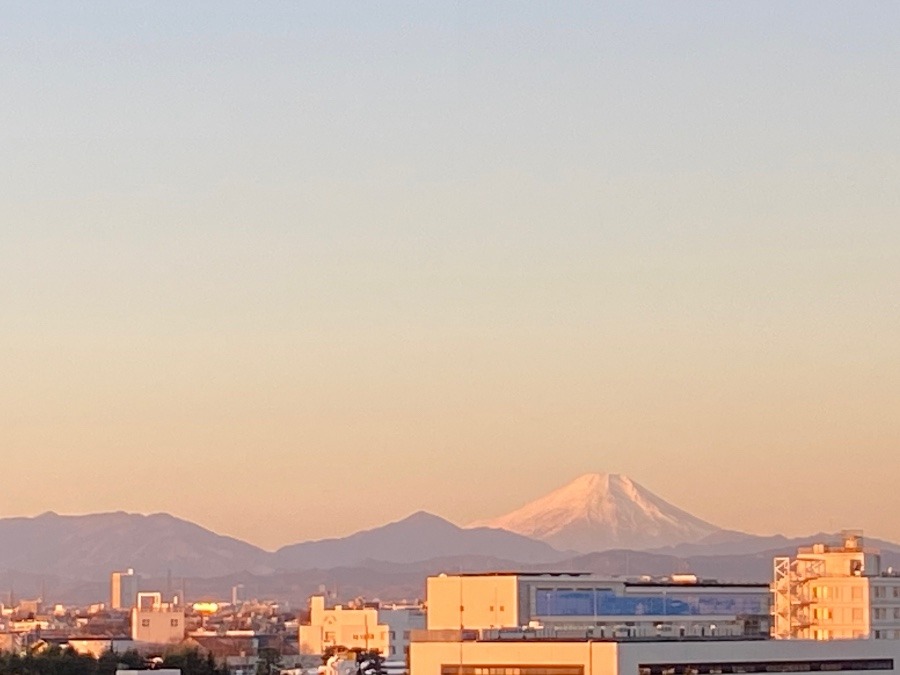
[3,477,899,594]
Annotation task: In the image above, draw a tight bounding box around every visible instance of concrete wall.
[131,607,185,643]
[412,637,900,675]
[426,576,520,631]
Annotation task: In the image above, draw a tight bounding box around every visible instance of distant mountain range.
[0,511,266,579]
[1,473,897,604]
[272,511,566,570]
[0,510,564,581]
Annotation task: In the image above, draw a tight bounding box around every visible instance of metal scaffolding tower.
[772,556,826,639]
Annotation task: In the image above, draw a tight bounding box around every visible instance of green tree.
[255,647,283,675]
[354,650,386,675]
[163,648,215,675]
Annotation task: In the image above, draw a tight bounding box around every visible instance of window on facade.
[170,619,179,627]
[853,608,863,622]
[636,660,894,675]
[442,667,583,675]
[852,588,863,601]
[534,588,764,617]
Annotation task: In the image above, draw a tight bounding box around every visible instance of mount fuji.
[470,472,721,553]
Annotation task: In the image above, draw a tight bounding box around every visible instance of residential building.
[299,596,390,656]
[111,569,140,611]
[772,532,900,640]
[378,604,426,661]
[131,592,185,643]
[426,572,769,638]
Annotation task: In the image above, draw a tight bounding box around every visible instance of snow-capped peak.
[469,472,720,553]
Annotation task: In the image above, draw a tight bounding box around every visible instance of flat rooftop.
[435,572,768,587]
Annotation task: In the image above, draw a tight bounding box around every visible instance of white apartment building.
[427,573,770,639]
[378,604,426,661]
[773,532,900,640]
[130,592,185,643]
[299,596,390,656]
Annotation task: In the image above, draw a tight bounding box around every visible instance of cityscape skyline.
[3,2,899,550]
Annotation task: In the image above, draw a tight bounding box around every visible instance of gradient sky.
[2,2,898,551]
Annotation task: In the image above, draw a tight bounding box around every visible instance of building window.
[171,619,179,627]
[637,660,894,675]
[442,667,583,675]
[141,619,150,627]
[853,608,864,622]
[533,588,765,617]
[852,588,863,601]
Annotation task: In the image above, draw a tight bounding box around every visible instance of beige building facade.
[299,596,390,655]
[130,592,185,643]
[411,635,900,675]
[773,533,900,640]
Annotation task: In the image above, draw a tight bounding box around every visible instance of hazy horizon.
[1,469,895,552]
[3,2,899,550]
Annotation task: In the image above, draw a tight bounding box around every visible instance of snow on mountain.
[470,473,721,553]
